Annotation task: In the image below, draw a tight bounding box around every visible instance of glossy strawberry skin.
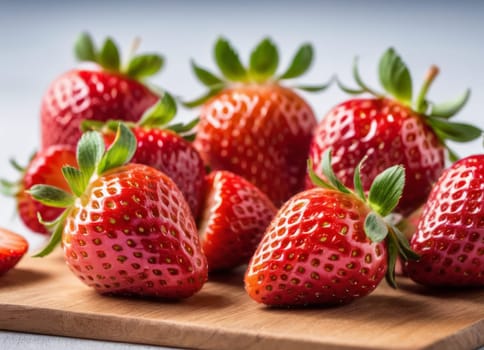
[245,188,387,306]
[194,84,317,207]
[41,69,158,149]
[104,127,205,219]
[63,164,208,298]
[19,145,77,234]
[0,228,29,275]
[199,171,277,271]
[308,98,445,215]
[406,155,484,287]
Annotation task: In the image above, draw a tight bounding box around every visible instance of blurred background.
[0,0,483,250]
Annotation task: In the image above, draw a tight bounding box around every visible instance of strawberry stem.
[129,37,142,61]
[415,65,440,113]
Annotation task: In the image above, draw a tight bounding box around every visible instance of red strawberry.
[0,145,77,234]
[84,96,205,219]
[308,49,481,215]
[30,124,208,298]
[41,33,162,149]
[245,150,417,306]
[186,37,331,206]
[198,171,277,271]
[0,228,29,275]
[405,154,484,287]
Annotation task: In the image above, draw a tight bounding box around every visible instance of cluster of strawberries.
[0,34,482,306]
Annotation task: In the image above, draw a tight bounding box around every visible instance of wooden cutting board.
[0,250,482,350]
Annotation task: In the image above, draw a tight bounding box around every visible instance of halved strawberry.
[186,37,331,207]
[0,145,77,234]
[0,228,29,275]
[41,33,163,149]
[198,171,277,271]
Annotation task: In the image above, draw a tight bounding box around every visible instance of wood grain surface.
[0,250,482,350]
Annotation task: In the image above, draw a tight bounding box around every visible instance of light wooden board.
[0,251,482,350]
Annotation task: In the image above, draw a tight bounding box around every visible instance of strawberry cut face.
[0,228,29,275]
[63,164,208,298]
[308,98,445,215]
[406,154,484,287]
[245,188,387,306]
[198,171,277,271]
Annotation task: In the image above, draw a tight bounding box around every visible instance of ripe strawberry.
[198,171,277,271]
[186,37,331,206]
[30,124,208,298]
[405,154,484,287]
[0,145,77,234]
[308,48,481,215]
[41,33,163,149]
[83,95,205,219]
[0,228,29,275]
[245,150,418,307]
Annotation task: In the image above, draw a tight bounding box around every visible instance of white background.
[0,1,483,349]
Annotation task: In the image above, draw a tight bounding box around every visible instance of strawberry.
[30,124,208,298]
[245,150,418,307]
[405,154,484,287]
[308,48,482,215]
[198,170,277,271]
[186,37,331,206]
[83,95,205,219]
[0,145,77,234]
[41,33,163,149]
[0,228,29,275]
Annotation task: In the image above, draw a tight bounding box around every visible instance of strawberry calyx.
[0,159,27,197]
[81,92,199,142]
[308,149,419,287]
[0,155,36,197]
[183,37,333,107]
[28,124,137,257]
[74,32,164,81]
[337,48,482,160]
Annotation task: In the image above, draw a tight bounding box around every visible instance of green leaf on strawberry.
[279,43,313,80]
[191,60,224,87]
[73,32,164,81]
[215,37,248,82]
[364,212,388,243]
[430,89,470,119]
[139,92,177,127]
[378,48,412,104]
[426,116,482,142]
[249,38,279,82]
[126,54,164,80]
[99,38,121,72]
[97,124,137,173]
[29,123,137,257]
[184,37,332,107]
[27,185,74,208]
[368,165,405,217]
[74,32,97,62]
[308,149,418,288]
